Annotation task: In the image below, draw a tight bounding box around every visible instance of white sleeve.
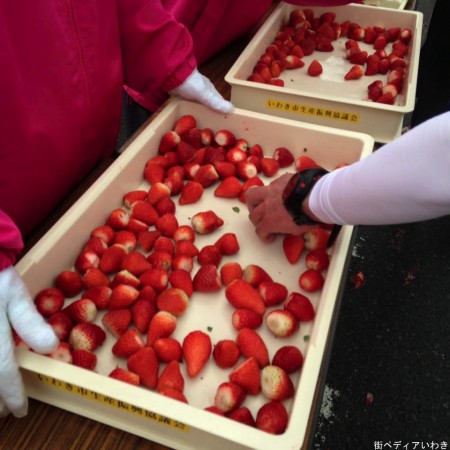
[309,111,450,225]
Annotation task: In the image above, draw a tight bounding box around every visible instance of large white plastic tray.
[225,3,422,143]
[16,100,374,450]
[364,0,408,9]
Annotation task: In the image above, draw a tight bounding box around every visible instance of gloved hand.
[169,68,234,114]
[245,173,315,243]
[0,266,58,417]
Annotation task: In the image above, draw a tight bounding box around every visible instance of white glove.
[169,68,234,114]
[0,266,58,417]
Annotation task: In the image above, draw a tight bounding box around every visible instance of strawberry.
[272,345,304,374]
[82,268,110,289]
[48,342,73,364]
[376,92,395,105]
[273,147,294,168]
[363,27,376,44]
[193,164,220,188]
[256,401,289,434]
[182,330,212,378]
[169,269,193,296]
[197,245,222,267]
[71,349,97,370]
[305,249,330,271]
[156,359,185,393]
[47,312,73,341]
[174,114,196,136]
[148,250,172,271]
[34,288,65,317]
[155,213,179,238]
[260,158,280,177]
[112,328,145,358]
[226,147,247,164]
[139,267,169,292]
[130,200,159,226]
[74,250,100,273]
[69,322,106,351]
[307,59,323,77]
[214,161,237,179]
[179,181,204,205]
[127,218,150,234]
[173,225,195,242]
[191,210,224,234]
[399,28,412,44]
[107,208,129,230]
[154,236,175,254]
[387,26,401,42]
[242,264,273,287]
[108,284,139,309]
[261,365,295,401]
[182,128,203,149]
[225,279,266,316]
[183,162,200,180]
[54,270,83,298]
[192,264,222,292]
[83,285,112,310]
[171,254,194,273]
[82,237,108,256]
[158,130,180,154]
[349,50,368,65]
[248,144,264,158]
[236,328,269,368]
[127,346,159,389]
[365,54,380,76]
[160,388,188,403]
[303,226,330,250]
[102,308,132,337]
[214,176,242,198]
[258,281,288,307]
[156,287,189,317]
[215,382,247,413]
[214,233,239,256]
[175,240,199,257]
[382,83,399,99]
[138,285,157,301]
[137,230,161,252]
[108,367,140,386]
[284,54,304,69]
[345,65,364,80]
[155,196,176,216]
[111,269,140,289]
[147,182,171,205]
[146,311,177,345]
[229,357,261,395]
[200,127,214,146]
[299,269,325,292]
[204,406,225,415]
[265,309,299,338]
[378,58,390,75]
[99,244,127,274]
[373,34,387,50]
[176,140,196,164]
[220,262,243,286]
[113,230,137,252]
[64,298,97,323]
[144,161,165,185]
[295,155,319,171]
[367,79,383,101]
[284,292,315,321]
[121,251,152,276]
[282,234,304,264]
[215,129,236,148]
[227,407,256,427]
[203,146,226,165]
[231,309,263,331]
[91,225,115,245]
[123,190,148,208]
[153,337,182,362]
[212,339,240,369]
[131,297,156,334]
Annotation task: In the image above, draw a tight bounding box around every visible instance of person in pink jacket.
[0,0,362,418]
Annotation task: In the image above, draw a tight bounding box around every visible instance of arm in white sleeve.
[309,111,450,225]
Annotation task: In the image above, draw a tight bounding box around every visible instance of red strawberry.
[248,144,264,158]
[83,285,112,310]
[157,360,185,393]
[305,249,330,271]
[82,237,108,256]
[174,114,196,135]
[183,162,200,180]
[173,225,195,242]
[127,218,149,233]
[295,155,319,171]
[120,251,152,276]
[47,312,73,341]
[154,236,175,254]
[231,309,262,331]
[214,161,237,179]
[148,250,172,271]
[131,297,156,334]
[109,367,139,386]
[261,365,295,401]
[171,254,194,273]
[138,285,157,301]
[158,130,180,154]
[282,234,304,264]
[265,309,299,338]
[194,164,220,188]
[175,240,199,257]
[378,58,390,75]
[376,92,395,105]
[220,262,243,286]
[229,357,261,395]
[214,176,242,198]
[108,284,139,309]
[212,339,241,369]
[382,83,399,99]
[236,328,269,367]
[273,147,294,168]
[48,342,73,364]
[349,50,368,65]
[303,226,330,250]
[91,225,115,245]
[258,281,288,307]
[345,65,364,80]
[139,267,169,292]
[146,311,177,345]
[200,127,214,146]
[99,245,127,274]
[34,288,65,317]
[272,345,304,374]
[74,250,100,273]
[227,407,256,427]
[182,128,203,149]
[82,268,110,289]
[299,269,325,292]
[215,129,236,148]
[373,34,388,50]
[284,292,315,321]
[197,245,222,267]
[102,308,132,337]
[307,59,323,77]
[226,147,247,164]
[399,28,412,44]
[368,79,383,101]
[112,328,145,358]
[71,349,97,370]
[54,270,83,298]
[153,337,182,362]
[284,54,304,69]
[127,346,159,389]
[147,182,171,205]
[260,158,280,177]
[182,330,212,378]
[155,196,176,216]
[192,264,222,292]
[64,298,97,323]
[365,54,381,76]
[242,264,272,287]
[191,210,224,234]
[130,200,159,226]
[111,269,140,289]
[203,146,226,165]
[107,208,129,230]
[156,287,189,317]
[214,233,239,256]
[169,269,193,296]
[69,322,106,351]
[137,230,161,252]
[225,279,266,315]
[113,230,137,252]
[144,162,165,185]
[176,140,196,164]
[179,181,204,205]
[256,401,289,434]
[215,382,247,413]
[155,213,179,238]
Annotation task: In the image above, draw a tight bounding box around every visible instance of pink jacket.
[0,0,356,269]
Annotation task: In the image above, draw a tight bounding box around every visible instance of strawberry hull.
[225,3,422,143]
[16,100,373,450]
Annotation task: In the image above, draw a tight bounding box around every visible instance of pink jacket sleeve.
[0,210,23,271]
[118,0,198,112]
[284,1,362,5]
